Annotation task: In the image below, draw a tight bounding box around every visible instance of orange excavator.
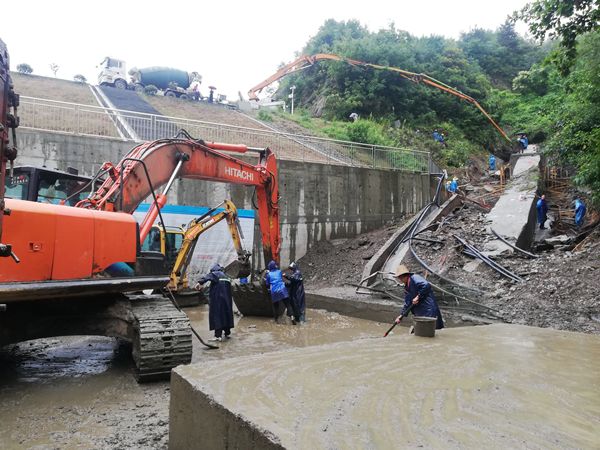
[248,53,511,142]
[0,38,19,264]
[0,38,281,380]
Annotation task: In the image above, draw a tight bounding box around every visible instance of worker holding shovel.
[394,265,444,330]
[195,264,235,342]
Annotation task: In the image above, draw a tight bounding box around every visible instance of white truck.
[97,57,202,99]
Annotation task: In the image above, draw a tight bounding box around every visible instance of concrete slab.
[169,324,600,449]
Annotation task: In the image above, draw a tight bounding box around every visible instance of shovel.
[383,303,415,337]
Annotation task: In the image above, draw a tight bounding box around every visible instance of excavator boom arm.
[83,137,280,265]
[170,200,250,289]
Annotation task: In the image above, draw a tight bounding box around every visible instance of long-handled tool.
[163,288,219,349]
[383,303,415,337]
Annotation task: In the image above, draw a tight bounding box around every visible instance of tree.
[16,63,33,75]
[49,63,59,78]
[512,64,551,95]
[73,74,87,84]
[144,85,158,95]
[513,0,600,76]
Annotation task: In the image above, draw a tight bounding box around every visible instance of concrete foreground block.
[170,324,600,449]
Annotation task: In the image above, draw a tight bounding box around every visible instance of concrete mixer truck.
[97,57,202,99]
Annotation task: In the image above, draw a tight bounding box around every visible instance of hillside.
[11,72,100,106]
[10,72,270,132]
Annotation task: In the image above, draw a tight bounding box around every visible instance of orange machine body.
[0,199,137,282]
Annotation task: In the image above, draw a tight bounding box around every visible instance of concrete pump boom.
[248,53,511,142]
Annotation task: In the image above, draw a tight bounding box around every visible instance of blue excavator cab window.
[5,174,30,200]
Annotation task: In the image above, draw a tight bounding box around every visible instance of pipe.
[408,241,488,294]
[453,235,523,282]
[411,237,445,244]
[162,157,186,195]
[490,228,539,259]
[427,280,499,312]
[120,158,170,250]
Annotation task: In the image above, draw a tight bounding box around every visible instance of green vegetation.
[16,63,33,75]
[144,85,158,95]
[265,17,540,168]
[513,0,600,76]
[73,74,87,84]
[258,109,274,121]
[264,15,600,206]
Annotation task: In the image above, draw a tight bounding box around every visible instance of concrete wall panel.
[16,130,431,270]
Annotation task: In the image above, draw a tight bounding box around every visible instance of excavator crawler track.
[129,295,192,382]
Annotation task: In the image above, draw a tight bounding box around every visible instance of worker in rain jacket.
[450,177,458,194]
[284,262,306,322]
[575,199,587,228]
[536,194,548,229]
[394,265,444,329]
[519,135,528,153]
[196,264,234,341]
[433,130,439,141]
[266,261,298,324]
[490,154,496,170]
[438,133,445,143]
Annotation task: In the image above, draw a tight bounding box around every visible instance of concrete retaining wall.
[169,372,285,450]
[15,130,432,269]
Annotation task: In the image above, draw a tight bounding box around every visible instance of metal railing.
[18,96,442,174]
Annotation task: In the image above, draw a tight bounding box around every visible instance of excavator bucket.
[222,259,252,279]
[231,281,273,317]
[224,260,273,317]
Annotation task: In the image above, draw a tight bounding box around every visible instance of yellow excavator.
[155,200,252,293]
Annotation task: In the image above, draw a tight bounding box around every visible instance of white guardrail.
[18,96,442,174]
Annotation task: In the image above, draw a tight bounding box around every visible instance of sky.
[3,0,532,101]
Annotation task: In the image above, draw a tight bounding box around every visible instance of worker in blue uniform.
[450,177,458,194]
[284,262,306,322]
[490,155,496,170]
[394,265,443,329]
[266,261,298,324]
[536,194,548,229]
[575,200,587,228]
[196,264,234,341]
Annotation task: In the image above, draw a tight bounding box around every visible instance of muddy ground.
[0,308,390,449]
[299,172,600,336]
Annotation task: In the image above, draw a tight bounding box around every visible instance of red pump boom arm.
[248,53,511,142]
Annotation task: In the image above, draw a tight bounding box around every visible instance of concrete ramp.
[94,86,176,141]
[484,154,541,254]
[169,324,600,449]
[361,194,461,288]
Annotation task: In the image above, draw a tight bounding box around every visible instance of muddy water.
[0,306,390,449]
[175,324,600,450]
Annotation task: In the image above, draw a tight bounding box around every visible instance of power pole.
[289,85,296,114]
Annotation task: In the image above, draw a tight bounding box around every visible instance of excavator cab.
[140,224,185,265]
[4,166,100,206]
